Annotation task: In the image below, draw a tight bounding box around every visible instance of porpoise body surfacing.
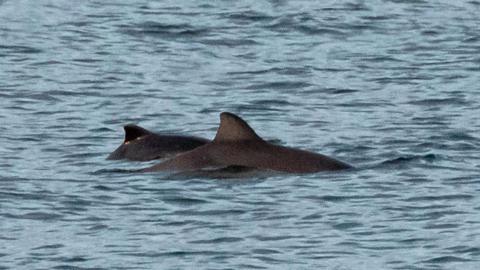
[143,112,352,173]
[107,124,209,161]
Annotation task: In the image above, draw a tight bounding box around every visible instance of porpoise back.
[107,124,209,161]
[144,112,352,173]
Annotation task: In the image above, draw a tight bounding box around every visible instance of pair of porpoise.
[108,112,352,174]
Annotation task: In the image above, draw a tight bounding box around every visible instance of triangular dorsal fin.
[213,112,263,142]
[123,124,151,143]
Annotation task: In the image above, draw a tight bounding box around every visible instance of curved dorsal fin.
[123,124,151,143]
[213,112,263,142]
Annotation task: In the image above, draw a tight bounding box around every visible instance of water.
[1,0,480,269]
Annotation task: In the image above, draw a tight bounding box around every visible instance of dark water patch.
[88,127,112,133]
[423,223,460,230]
[252,235,300,241]
[403,194,473,202]
[442,175,480,185]
[306,195,348,202]
[446,246,480,255]
[189,237,243,244]
[250,99,295,107]
[411,116,448,127]
[232,103,286,113]
[61,152,101,160]
[72,58,103,63]
[66,79,110,85]
[3,212,63,221]
[361,15,395,21]
[162,196,209,206]
[304,193,398,203]
[225,11,275,24]
[120,21,210,39]
[379,154,437,167]
[332,221,363,230]
[295,25,347,36]
[323,88,359,94]
[0,191,56,201]
[408,97,470,106]
[245,81,311,91]
[368,75,434,84]
[424,210,469,220]
[58,20,95,27]
[264,15,346,36]
[422,255,471,264]
[30,60,65,66]
[0,45,42,54]
[403,177,433,184]
[172,209,246,216]
[32,244,65,250]
[251,248,281,255]
[237,264,268,269]
[300,213,323,220]
[91,168,141,174]
[443,131,478,141]
[53,265,105,270]
[336,101,392,108]
[121,250,231,258]
[253,255,290,264]
[321,2,370,11]
[361,56,405,63]
[262,214,296,221]
[228,66,311,77]
[60,196,97,208]
[226,69,272,75]
[397,237,431,244]
[463,35,480,43]
[92,185,114,191]
[200,38,259,47]
[422,29,441,36]
[386,204,451,212]
[57,256,89,263]
[85,224,110,231]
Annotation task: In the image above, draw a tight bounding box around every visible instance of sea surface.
[1,0,480,269]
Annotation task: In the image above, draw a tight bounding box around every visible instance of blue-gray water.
[1,0,480,269]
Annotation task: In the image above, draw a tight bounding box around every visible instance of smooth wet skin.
[144,112,352,173]
[107,124,209,161]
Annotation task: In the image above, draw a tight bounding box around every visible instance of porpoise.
[143,112,352,173]
[107,124,209,161]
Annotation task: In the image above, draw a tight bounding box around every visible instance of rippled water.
[1,0,480,269]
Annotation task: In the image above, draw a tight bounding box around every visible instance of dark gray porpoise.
[107,124,209,161]
[143,112,352,173]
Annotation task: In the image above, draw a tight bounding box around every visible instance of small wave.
[200,38,259,47]
[162,196,209,206]
[225,11,275,24]
[422,255,471,264]
[403,194,473,202]
[0,45,42,54]
[32,244,64,250]
[120,21,209,38]
[408,97,470,106]
[245,81,311,90]
[189,237,243,244]
[3,212,63,221]
[380,153,437,167]
[91,168,141,174]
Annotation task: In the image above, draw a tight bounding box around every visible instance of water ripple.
[1,0,480,269]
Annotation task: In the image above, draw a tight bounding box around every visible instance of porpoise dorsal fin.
[213,112,263,142]
[123,124,151,143]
